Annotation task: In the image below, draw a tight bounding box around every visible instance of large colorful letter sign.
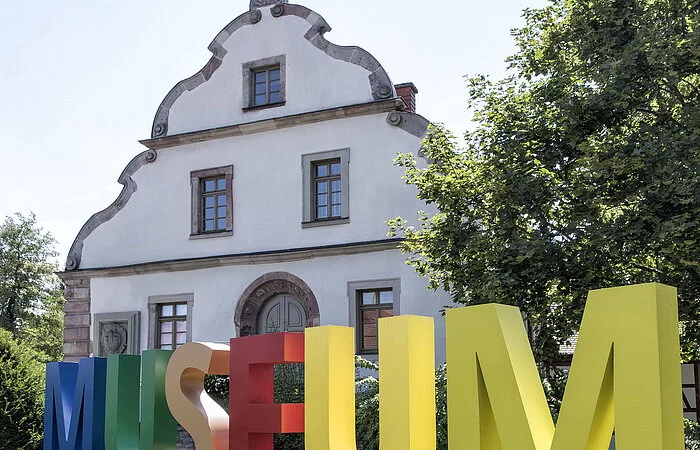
[43,283,684,450]
[44,357,107,450]
[446,283,683,450]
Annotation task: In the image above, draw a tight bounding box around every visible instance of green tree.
[686,418,700,449]
[0,328,45,450]
[0,213,64,361]
[390,0,700,365]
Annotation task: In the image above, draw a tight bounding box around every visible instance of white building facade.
[59,0,451,364]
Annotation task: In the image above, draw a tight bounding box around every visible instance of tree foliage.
[686,418,700,449]
[0,213,64,361]
[0,328,45,450]
[390,0,700,364]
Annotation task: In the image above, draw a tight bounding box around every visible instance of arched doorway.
[257,294,307,334]
[234,272,320,336]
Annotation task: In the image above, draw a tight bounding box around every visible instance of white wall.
[81,3,449,365]
[90,248,450,363]
[80,113,427,268]
[167,7,377,135]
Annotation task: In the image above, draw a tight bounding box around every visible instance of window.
[252,67,281,106]
[242,55,286,110]
[157,303,188,350]
[201,176,227,232]
[312,159,342,220]
[148,293,193,350]
[302,149,350,227]
[347,278,400,355]
[357,288,394,354]
[190,166,233,238]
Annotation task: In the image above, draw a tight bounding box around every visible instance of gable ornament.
[249,0,287,10]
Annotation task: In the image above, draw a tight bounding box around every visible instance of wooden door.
[257,294,307,334]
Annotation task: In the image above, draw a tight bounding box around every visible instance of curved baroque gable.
[151,3,395,138]
[64,3,412,271]
[65,150,157,271]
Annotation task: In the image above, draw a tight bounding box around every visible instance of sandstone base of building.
[62,277,92,361]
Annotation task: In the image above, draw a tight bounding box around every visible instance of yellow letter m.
[446,283,683,450]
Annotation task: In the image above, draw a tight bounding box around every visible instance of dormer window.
[253,67,281,106]
[242,55,286,110]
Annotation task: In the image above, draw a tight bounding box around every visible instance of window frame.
[155,302,189,350]
[347,278,401,355]
[242,55,286,110]
[311,158,343,221]
[356,288,394,354]
[148,293,194,350]
[302,149,350,228]
[251,66,282,107]
[190,165,234,239]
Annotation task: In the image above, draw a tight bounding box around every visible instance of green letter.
[105,355,140,450]
[105,350,178,449]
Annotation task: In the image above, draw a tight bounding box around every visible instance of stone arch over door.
[234,272,320,337]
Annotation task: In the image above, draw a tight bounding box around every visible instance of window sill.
[189,230,233,240]
[301,217,350,229]
[242,101,286,112]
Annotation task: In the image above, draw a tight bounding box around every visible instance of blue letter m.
[44,358,107,450]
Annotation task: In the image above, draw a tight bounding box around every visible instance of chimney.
[394,82,418,113]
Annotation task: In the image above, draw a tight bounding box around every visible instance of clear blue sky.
[0,0,546,265]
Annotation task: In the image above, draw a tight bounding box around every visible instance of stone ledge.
[140,99,404,150]
[58,238,402,280]
[62,278,89,287]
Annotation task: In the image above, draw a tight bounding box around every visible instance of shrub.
[0,328,45,450]
[355,357,380,450]
[435,364,447,449]
[686,419,700,450]
[273,363,305,449]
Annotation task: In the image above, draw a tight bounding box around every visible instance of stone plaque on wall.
[93,311,140,356]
